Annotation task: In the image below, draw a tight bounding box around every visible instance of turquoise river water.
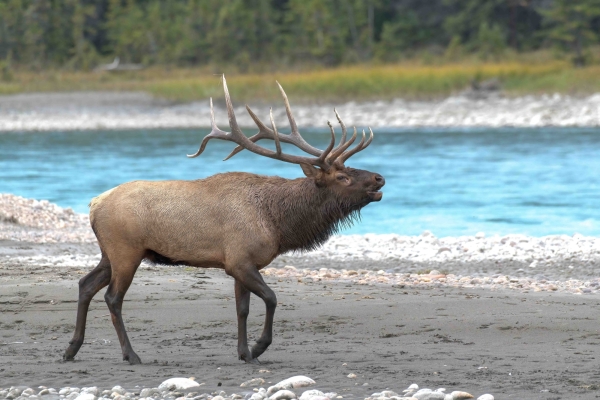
[1,127,599,237]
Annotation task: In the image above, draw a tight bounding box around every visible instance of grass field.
[2,59,600,103]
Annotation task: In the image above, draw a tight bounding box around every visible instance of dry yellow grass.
[2,60,598,102]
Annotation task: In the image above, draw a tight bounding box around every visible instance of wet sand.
[1,241,600,399]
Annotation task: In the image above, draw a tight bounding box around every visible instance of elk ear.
[300,163,322,179]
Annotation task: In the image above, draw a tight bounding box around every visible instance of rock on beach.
[2,91,600,131]
[0,377,490,400]
[2,193,600,295]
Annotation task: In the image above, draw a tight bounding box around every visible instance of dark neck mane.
[259,177,361,254]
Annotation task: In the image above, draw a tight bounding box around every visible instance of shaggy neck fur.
[258,177,363,254]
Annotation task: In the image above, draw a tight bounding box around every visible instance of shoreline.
[1,193,599,294]
[1,194,600,398]
[1,91,600,131]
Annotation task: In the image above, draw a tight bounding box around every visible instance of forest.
[1,0,600,71]
[1,0,600,100]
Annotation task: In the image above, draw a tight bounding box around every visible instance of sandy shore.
[1,247,600,399]
[1,195,600,399]
[1,91,600,131]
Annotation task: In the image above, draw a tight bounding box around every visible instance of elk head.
[188,75,385,206]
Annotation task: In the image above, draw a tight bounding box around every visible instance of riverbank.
[1,194,600,398]
[1,90,600,131]
[2,193,600,285]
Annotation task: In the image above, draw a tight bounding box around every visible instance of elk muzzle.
[367,174,385,201]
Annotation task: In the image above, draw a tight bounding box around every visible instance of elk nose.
[374,174,385,186]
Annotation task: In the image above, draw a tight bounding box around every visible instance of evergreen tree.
[543,0,600,66]
[0,0,598,71]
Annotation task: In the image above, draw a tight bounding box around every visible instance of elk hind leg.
[64,253,112,361]
[104,251,143,364]
[229,265,277,362]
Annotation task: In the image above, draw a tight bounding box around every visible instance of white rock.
[266,376,315,395]
[249,393,265,400]
[447,392,473,400]
[403,384,419,393]
[139,389,155,398]
[412,389,431,398]
[74,394,96,400]
[158,378,201,390]
[413,389,446,400]
[81,388,99,396]
[476,395,493,400]
[268,390,297,400]
[299,390,325,400]
[276,376,316,389]
[241,378,265,388]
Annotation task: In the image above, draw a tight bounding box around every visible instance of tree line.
[1,0,600,71]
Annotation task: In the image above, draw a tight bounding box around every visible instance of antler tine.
[276,81,323,155]
[326,125,357,164]
[339,127,374,163]
[276,81,299,135]
[333,109,347,148]
[269,108,282,155]
[223,105,274,161]
[224,104,322,160]
[191,74,335,170]
[317,121,337,164]
[187,97,230,158]
[222,75,247,141]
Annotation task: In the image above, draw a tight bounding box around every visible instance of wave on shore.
[2,193,599,277]
[1,91,600,131]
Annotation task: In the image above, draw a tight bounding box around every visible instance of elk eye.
[336,175,349,182]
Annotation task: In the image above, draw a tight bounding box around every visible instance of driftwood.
[94,57,143,72]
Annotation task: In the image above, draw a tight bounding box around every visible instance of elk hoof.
[239,352,259,364]
[63,346,79,361]
[125,352,142,365]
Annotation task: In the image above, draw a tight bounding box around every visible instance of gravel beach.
[1,194,600,399]
[1,91,600,131]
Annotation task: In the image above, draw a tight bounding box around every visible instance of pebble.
[74,394,96,400]
[447,392,473,400]
[5,93,600,133]
[0,379,491,400]
[266,376,316,396]
[241,379,266,388]
[0,194,94,243]
[299,390,326,400]
[4,193,600,297]
[268,390,297,400]
[158,379,200,391]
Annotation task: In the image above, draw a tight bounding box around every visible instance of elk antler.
[188,75,373,170]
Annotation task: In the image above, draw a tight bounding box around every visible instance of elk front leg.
[229,265,277,363]
[234,279,254,363]
[64,255,112,361]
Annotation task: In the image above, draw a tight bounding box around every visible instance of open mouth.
[367,191,383,201]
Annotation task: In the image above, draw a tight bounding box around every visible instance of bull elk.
[63,76,385,364]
